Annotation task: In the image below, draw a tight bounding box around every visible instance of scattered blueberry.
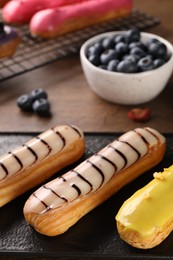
[17,88,51,117]
[17,94,33,112]
[32,98,51,116]
[31,88,48,101]
[86,29,169,73]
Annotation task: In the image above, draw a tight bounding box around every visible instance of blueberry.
[126,28,140,43]
[114,34,127,43]
[102,36,115,49]
[116,59,138,73]
[107,59,119,71]
[129,41,146,50]
[153,58,166,68]
[115,42,129,57]
[148,42,167,58]
[137,56,154,72]
[32,98,51,116]
[100,49,118,65]
[130,47,146,59]
[87,42,104,57]
[147,38,160,46]
[17,94,33,112]
[88,54,100,66]
[123,54,139,62]
[31,88,48,101]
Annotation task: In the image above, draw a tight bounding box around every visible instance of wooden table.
[0,0,173,134]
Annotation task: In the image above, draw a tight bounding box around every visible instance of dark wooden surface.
[0,0,173,133]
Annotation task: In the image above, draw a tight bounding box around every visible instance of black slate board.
[0,132,173,260]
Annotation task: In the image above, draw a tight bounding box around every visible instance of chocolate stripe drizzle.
[31,127,164,215]
[119,141,141,160]
[43,185,68,202]
[108,144,128,169]
[0,162,8,179]
[95,153,117,172]
[36,136,52,157]
[87,159,105,189]
[145,127,160,142]
[51,128,66,149]
[70,125,82,137]
[134,129,149,145]
[23,144,38,162]
[72,169,93,192]
[8,151,23,170]
[33,192,50,210]
[72,184,81,196]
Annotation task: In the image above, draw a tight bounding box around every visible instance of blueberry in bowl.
[80,29,173,105]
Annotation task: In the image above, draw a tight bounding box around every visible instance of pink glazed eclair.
[2,0,92,24]
[29,0,132,38]
[24,127,165,236]
[0,125,85,207]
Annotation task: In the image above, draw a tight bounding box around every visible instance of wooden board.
[0,56,173,133]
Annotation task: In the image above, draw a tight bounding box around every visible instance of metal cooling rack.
[0,9,160,82]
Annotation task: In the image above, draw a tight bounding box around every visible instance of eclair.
[116,165,173,249]
[0,125,85,207]
[2,0,90,24]
[24,127,165,236]
[29,0,132,38]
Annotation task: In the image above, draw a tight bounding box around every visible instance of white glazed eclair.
[24,127,165,236]
[0,125,85,207]
[116,165,173,249]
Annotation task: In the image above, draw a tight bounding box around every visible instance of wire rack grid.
[0,9,160,82]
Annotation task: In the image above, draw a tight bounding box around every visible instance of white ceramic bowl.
[80,31,173,105]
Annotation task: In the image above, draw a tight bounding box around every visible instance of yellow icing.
[116,165,173,237]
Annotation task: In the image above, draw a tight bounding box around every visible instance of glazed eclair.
[0,125,85,207]
[116,165,173,249]
[24,127,165,236]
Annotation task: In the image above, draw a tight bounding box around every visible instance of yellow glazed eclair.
[116,165,173,249]
[24,127,165,236]
[0,125,85,207]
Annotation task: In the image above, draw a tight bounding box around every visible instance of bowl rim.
[80,31,173,77]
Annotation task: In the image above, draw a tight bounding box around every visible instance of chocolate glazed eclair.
[24,127,165,236]
[0,125,85,207]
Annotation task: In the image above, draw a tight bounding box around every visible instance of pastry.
[2,0,91,24]
[116,165,173,249]
[24,127,165,236]
[29,0,132,38]
[0,125,85,207]
[0,21,20,58]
